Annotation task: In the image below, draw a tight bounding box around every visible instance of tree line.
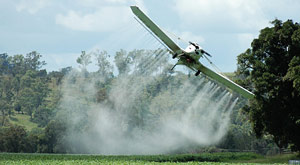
[0,19,299,154]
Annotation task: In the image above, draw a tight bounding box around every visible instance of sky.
[1,0,300,72]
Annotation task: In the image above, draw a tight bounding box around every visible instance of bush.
[0,125,28,152]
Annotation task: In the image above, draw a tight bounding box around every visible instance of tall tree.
[24,51,46,71]
[18,70,49,119]
[0,53,11,75]
[10,54,26,75]
[236,19,300,151]
[94,50,113,78]
[0,75,13,126]
[77,51,92,70]
[38,120,66,153]
[114,49,131,75]
[76,51,92,78]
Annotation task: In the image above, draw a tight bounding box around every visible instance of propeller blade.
[203,51,212,57]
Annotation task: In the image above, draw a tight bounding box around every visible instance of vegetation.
[236,19,300,152]
[0,19,298,157]
[8,114,38,131]
[0,152,298,164]
[0,49,279,154]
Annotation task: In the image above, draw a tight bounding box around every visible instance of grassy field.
[0,152,298,164]
[8,113,38,131]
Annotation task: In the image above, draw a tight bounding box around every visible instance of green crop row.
[0,152,262,162]
[0,160,287,165]
[0,152,266,164]
[1,152,296,164]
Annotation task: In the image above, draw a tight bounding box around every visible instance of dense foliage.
[236,19,300,151]
[3,19,298,154]
[0,49,280,154]
[0,52,65,127]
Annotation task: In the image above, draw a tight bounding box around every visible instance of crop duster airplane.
[130,6,254,99]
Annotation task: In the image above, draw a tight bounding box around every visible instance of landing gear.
[195,70,201,76]
[172,53,178,59]
[171,64,177,70]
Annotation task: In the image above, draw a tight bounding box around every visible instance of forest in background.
[0,49,279,154]
[1,19,299,155]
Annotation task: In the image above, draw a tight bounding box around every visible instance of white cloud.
[174,0,269,33]
[42,52,79,71]
[133,0,147,13]
[172,0,300,72]
[75,0,127,8]
[179,31,205,44]
[104,0,128,4]
[261,0,300,19]
[55,0,145,32]
[16,0,51,14]
[174,0,300,34]
[56,6,131,32]
[236,33,255,49]
[161,28,205,48]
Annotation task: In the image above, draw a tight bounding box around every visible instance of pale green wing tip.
[130,6,138,12]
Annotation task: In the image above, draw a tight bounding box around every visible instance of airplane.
[130,6,254,99]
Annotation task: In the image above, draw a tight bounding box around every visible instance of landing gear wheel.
[172,53,178,59]
[195,70,201,76]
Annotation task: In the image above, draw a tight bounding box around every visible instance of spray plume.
[55,22,239,155]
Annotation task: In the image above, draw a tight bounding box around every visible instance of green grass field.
[0,152,298,165]
[8,113,38,131]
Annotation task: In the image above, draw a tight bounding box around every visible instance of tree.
[18,88,36,119]
[0,75,13,126]
[24,51,46,71]
[77,51,92,70]
[114,49,131,75]
[0,125,28,152]
[0,53,12,75]
[32,105,53,127]
[26,128,43,153]
[94,50,113,78]
[38,120,66,153]
[76,51,91,78]
[236,19,300,151]
[18,70,49,119]
[10,54,26,75]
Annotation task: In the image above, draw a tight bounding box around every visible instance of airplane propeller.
[189,41,212,57]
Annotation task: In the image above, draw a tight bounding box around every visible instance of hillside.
[8,113,38,131]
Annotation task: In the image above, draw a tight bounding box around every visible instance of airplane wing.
[196,64,254,99]
[130,6,182,53]
[131,5,254,99]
